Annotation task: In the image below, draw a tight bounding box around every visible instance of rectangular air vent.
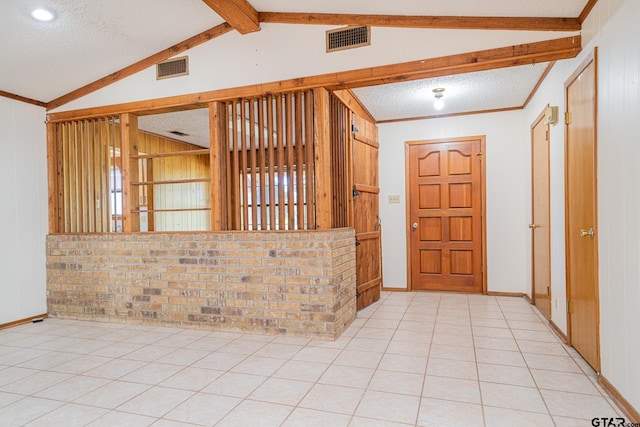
[326,26,371,53]
[156,56,189,80]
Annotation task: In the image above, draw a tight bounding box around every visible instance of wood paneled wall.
[136,132,211,231]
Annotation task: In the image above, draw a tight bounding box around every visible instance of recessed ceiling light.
[31,7,56,22]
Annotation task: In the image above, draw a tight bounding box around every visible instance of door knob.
[528,224,538,229]
[412,222,418,229]
[580,228,595,238]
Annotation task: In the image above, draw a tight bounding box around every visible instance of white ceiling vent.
[156,56,189,80]
[326,26,371,53]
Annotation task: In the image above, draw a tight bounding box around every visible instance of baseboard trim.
[381,287,408,292]
[599,374,640,423]
[548,319,568,343]
[486,291,526,298]
[523,294,533,304]
[0,314,48,331]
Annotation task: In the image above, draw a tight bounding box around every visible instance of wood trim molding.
[258,12,581,32]
[202,0,259,34]
[47,36,581,123]
[377,106,522,124]
[381,287,407,292]
[579,0,599,24]
[486,292,527,298]
[0,314,48,331]
[0,90,47,107]
[46,23,233,111]
[549,319,568,343]
[599,375,640,423]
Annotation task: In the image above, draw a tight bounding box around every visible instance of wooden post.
[209,102,226,231]
[313,88,333,229]
[120,113,140,232]
[46,121,60,234]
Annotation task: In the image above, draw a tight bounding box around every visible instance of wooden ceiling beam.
[202,0,260,34]
[0,90,47,107]
[579,0,599,24]
[47,23,233,111]
[258,12,581,32]
[46,36,581,122]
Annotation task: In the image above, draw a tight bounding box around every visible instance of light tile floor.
[0,292,624,426]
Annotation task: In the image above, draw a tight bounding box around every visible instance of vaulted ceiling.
[2,0,593,137]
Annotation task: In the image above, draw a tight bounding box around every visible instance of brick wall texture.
[46,229,356,340]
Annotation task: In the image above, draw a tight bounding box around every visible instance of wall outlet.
[388,195,400,204]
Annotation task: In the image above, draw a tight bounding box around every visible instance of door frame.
[404,136,487,293]
[530,106,552,317]
[564,48,600,370]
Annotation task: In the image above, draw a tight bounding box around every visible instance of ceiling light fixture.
[433,88,445,110]
[31,7,56,22]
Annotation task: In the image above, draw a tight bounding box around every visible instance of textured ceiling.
[250,0,586,18]
[2,0,588,128]
[1,0,222,101]
[139,109,211,148]
[353,64,550,122]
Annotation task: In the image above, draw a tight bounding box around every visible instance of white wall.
[0,98,48,324]
[587,0,640,412]
[51,26,576,113]
[522,0,639,412]
[378,111,529,294]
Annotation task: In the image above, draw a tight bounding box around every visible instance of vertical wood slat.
[225,104,233,229]
[84,120,93,232]
[295,92,305,229]
[209,102,226,231]
[47,122,59,233]
[107,117,119,232]
[331,96,339,227]
[70,121,78,232]
[120,113,140,232]
[64,122,71,232]
[232,101,241,229]
[305,91,316,229]
[314,88,333,229]
[276,95,286,229]
[258,98,267,229]
[240,100,249,230]
[285,93,295,229]
[91,120,102,232]
[249,99,258,230]
[329,94,349,229]
[267,96,276,230]
[101,118,110,232]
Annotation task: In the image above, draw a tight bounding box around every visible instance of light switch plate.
[388,195,400,204]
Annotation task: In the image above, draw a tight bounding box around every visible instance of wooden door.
[565,52,600,371]
[407,137,485,293]
[531,111,552,318]
[352,113,382,310]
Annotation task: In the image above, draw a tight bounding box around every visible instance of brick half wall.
[46,229,356,340]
